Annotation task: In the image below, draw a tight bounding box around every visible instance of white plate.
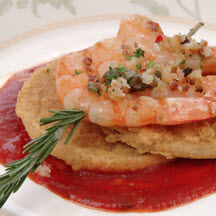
[1,14,216,216]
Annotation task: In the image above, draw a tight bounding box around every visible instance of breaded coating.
[16,60,167,171]
[102,119,216,159]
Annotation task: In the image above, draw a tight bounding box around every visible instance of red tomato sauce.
[1,70,216,212]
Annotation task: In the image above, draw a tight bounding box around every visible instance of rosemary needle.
[0,109,85,208]
[181,22,204,44]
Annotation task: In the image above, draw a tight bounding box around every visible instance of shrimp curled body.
[56,15,216,127]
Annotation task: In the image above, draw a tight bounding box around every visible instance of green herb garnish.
[178,60,185,66]
[73,70,82,76]
[46,68,50,73]
[103,65,128,85]
[115,64,128,73]
[0,109,85,208]
[103,67,120,84]
[133,48,145,58]
[200,65,204,69]
[134,42,138,48]
[136,64,141,69]
[147,61,155,68]
[126,48,145,60]
[198,53,204,61]
[97,87,101,96]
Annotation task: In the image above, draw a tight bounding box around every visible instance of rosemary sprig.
[0,109,85,208]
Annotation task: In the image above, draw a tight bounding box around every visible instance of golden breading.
[16,60,168,171]
[102,119,216,159]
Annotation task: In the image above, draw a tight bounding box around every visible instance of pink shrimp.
[56,60,216,126]
[55,15,216,127]
[117,15,216,75]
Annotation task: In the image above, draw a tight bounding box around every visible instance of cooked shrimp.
[117,15,216,75]
[56,15,216,127]
[87,38,132,79]
[56,58,216,126]
[117,15,163,61]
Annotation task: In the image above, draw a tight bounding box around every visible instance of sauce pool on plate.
[1,69,216,212]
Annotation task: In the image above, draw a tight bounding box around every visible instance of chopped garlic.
[161,65,172,83]
[202,46,213,57]
[141,68,154,85]
[174,53,185,67]
[200,39,207,46]
[127,56,144,69]
[170,35,181,46]
[188,69,202,80]
[184,39,199,50]
[108,77,130,100]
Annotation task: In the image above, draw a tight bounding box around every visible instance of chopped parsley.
[178,60,185,67]
[126,48,145,60]
[103,67,121,85]
[136,64,141,69]
[73,70,82,76]
[167,38,171,43]
[189,54,193,57]
[115,64,128,73]
[147,61,155,68]
[97,87,101,96]
[198,52,204,61]
[200,65,204,69]
[134,48,145,58]
[46,68,50,73]
[134,42,138,48]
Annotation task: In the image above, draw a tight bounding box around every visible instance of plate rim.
[1,13,216,216]
[1,13,216,52]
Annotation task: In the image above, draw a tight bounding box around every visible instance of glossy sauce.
[1,70,216,212]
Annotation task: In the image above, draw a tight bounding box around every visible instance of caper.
[103,69,120,81]
[87,81,97,93]
[128,76,150,92]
